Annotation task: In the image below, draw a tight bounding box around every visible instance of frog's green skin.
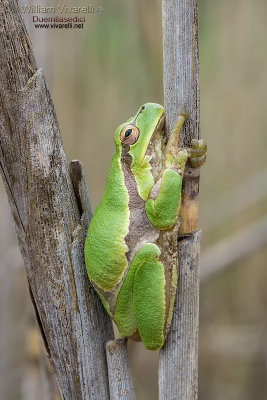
[84,103,206,350]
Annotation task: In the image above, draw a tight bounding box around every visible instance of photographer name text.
[21,4,97,14]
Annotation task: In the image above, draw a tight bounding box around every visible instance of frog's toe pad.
[189,154,207,167]
[191,138,207,152]
[188,139,207,167]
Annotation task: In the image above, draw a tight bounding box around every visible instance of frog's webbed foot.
[187,138,207,168]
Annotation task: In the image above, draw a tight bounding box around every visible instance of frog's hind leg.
[131,243,166,350]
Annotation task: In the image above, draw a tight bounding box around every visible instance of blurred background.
[1,0,267,398]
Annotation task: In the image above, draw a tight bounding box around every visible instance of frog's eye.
[120,124,140,145]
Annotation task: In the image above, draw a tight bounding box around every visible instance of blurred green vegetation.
[1,0,267,398]
[50,0,164,209]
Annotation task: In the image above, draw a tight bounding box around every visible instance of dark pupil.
[125,129,132,137]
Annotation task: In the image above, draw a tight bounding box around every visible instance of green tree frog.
[84,103,206,350]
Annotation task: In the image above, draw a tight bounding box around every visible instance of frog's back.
[84,150,130,292]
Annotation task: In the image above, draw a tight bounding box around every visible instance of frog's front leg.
[145,167,182,229]
[145,112,207,230]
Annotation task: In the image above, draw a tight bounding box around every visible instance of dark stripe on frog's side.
[117,114,179,341]
[120,144,159,263]
[119,116,177,339]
